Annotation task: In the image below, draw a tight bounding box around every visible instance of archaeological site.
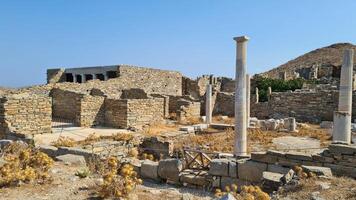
[2,35,356,200]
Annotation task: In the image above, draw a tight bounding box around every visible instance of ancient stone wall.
[213,92,234,116]
[177,99,201,122]
[79,95,105,127]
[104,99,128,128]
[0,93,52,138]
[126,98,165,128]
[51,88,82,123]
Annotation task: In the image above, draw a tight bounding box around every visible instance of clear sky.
[1,0,356,87]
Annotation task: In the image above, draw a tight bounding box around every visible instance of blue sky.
[1,0,356,87]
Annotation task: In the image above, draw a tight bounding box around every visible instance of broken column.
[333,49,354,144]
[205,84,212,124]
[246,74,251,127]
[233,36,249,157]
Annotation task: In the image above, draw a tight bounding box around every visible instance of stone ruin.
[2,37,356,199]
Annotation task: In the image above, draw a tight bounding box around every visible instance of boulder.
[141,160,160,181]
[238,160,267,182]
[301,165,332,177]
[158,159,182,182]
[56,154,86,166]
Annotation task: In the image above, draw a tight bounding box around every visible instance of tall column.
[92,74,96,80]
[104,73,109,81]
[255,87,259,103]
[233,36,249,157]
[246,74,251,127]
[333,49,354,144]
[205,84,213,124]
[73,74,77,83]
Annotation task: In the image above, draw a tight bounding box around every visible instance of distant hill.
[260,43,356,79]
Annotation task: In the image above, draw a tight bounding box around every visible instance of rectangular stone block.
[208,159,229,177]
[267,150,285,158]
[329,144,356,155]
[141,160,160,181]
[228,161,237,178]
[238,160,267,182]
[251,152,278,164]
[285,152,313,161]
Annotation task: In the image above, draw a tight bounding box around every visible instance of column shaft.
[205,84,213,124]
[234,36,249,157]
[246,74,251,127]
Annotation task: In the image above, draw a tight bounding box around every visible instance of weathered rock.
[281,169,295,184]
[285,152,313,161]
[209,159,230,177]
[140,160,160,181]
[158,159,182,182]
[56,154,86,166]
[238,160,267,182]
[228,161,238,178]
[301,165,332,177]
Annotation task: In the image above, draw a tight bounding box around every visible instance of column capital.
[233,36,250,42]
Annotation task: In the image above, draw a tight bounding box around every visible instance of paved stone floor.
[272,136,323,154]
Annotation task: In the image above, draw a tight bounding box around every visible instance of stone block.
[267,150,285,158]
[277,158,300,167]
[320,121,333,129]
[158,158,182,182]
[267,164,291,174]
[209,159,229,177]
[141,160,160,181]
[285,152,313,161]
[56,154,86,166]
[329,144,356,155]
[228,161,237,178]
[301,165,332,177]
[179,126,195,133]
[238,160,267,182]
[262,171,283,192]
[179,171,208,186]
[139,137,173,159]
[251,152,278,164]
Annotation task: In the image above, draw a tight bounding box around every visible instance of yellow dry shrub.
[112,133,134,142]
[128,148,138,158]
[52,136,76,147]
[0,144,54,187]
[79,133,100,145]
[97,157,142,199]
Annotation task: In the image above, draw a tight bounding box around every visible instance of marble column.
[73,74,77,83]
[104,73,109,81]
[233,35,249,157]
[333,49,354,144]
[205,84,212,124]
[92,74,96,80]
[255,87,259,103]
[246,74,251,127]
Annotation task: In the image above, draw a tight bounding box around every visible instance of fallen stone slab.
[179,170,208,186]
[141,160,160,181]
[262,171,284,191]
[238,160,267,182]
[56,154,86,166]
[179,126,195,133]
[209,159,230,177]
[301,165,332,177]
[328,144,356,155]
[158,158,182,182]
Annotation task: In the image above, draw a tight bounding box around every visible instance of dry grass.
[277,176,356,200]
[173,124,331,153]
[142,123,179,136]
[51,136,76,147]
[213,115,234,124]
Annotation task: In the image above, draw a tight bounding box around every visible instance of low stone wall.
[214,92,234,116]
[251,144,356,178]
[0,93,52,138]
[79,95,105,127]
[104,99,127,128]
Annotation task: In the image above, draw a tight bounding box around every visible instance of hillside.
[260,43,356,79]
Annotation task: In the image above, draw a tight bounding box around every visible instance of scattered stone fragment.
[140,160,160,181]
[262,171,284,191]
[208,159,230,177]
[158,158,182,182]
